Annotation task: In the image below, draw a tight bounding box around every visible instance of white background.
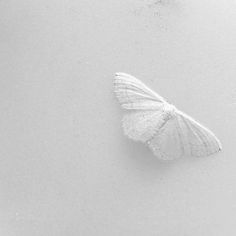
[0,0,236,235]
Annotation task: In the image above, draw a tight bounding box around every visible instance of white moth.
[114,72,222,160]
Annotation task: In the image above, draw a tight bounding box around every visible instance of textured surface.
[0,0,236,235]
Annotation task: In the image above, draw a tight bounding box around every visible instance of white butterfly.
[114,72,222,160]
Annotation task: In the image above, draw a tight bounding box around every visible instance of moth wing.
[114,72,166,110]
[176,111,222,157]
[122,110,164,143]
[147,116,184,160]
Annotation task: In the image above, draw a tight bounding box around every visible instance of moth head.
[164,104,177,119]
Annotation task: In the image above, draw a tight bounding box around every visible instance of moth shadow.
[122,138,210,177]
[123,139,177,177]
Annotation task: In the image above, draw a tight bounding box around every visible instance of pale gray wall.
[0,0,236,235]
